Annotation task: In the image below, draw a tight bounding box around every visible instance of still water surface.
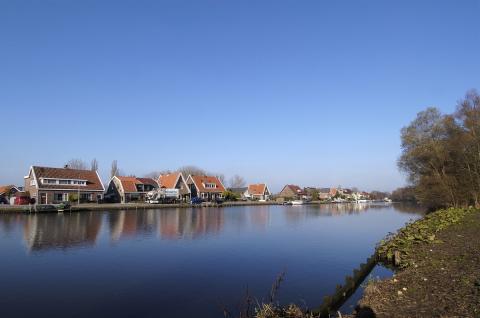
[0,203,422,317]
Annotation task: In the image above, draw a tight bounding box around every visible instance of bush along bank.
[351,207,480,318]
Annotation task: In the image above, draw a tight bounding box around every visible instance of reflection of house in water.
[108,210,158,241]
[249,206,270,229]
[23,213,102,252]
[158,208,224,239]
[284,203,378,223]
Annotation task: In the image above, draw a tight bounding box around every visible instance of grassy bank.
[352,208,480,317]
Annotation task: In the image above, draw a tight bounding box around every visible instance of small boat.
[291,200,304,205]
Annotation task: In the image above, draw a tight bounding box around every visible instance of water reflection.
[0,204,424,318]
[0,203,422,253]
[23,213,102,252]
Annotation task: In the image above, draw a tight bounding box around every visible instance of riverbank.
[0,200,286,213]
[350,208,480,318]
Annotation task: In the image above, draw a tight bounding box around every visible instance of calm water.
[0,203,421,318]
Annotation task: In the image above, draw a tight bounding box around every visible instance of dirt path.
[352,210,480,318]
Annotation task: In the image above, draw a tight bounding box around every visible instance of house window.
[59,180,71,185]
[30,180,36,186]
[55,193,63,201]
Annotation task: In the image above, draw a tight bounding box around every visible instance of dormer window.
[203,182,217,189]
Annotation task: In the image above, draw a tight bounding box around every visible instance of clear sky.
[1,0,479,192]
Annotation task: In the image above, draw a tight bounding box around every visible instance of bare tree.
[178,165,207,177]
[110,160,120,178]
[216,173,226,185]
[229,175,246,188]
[66,158,87,170]
[91,158,99,171]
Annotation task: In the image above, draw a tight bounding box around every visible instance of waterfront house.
[318,188,332,200]
[0,185,20,198]
[105,176,158,203]
[278,184,305,200]
[246,184,271,201]
[24,166,105,204]
[157,172,191,201]
[228,187,249,200]
[186,175,225,201]
[0,185,21,204]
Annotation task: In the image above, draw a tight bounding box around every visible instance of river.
[0,203,422,317]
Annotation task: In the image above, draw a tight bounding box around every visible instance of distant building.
[105,176,158,203]
[318,188,332,200]
[158,172,191,201]
[186,175,225,201]
[278,185,305,200]
[246,184,271,201]
[229,187,248,200]
[24,166,105,204]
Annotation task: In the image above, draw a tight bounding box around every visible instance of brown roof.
[285,185,305,195]
[0,185,17,196]
[136,178,158,187]
[116,176,158,193]
[189,175,225,193]
[248,184,267,196]
[33,166,104,191]
[158,173,181,189]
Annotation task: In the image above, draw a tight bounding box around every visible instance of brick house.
[246,184,271,201]
[278,184,305,200]
[186,175,225,201]
[158,172,191,202]
[105,176,158,203]
[24,166,105,204]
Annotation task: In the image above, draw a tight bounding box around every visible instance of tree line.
[398,90,480,209]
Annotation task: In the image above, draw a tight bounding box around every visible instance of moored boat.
[291,200,304,205]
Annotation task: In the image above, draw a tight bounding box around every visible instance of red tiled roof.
[248,184,267,196]
[158,173,181,189]
[33,166,104,191]
[116,176,157,193]
[189,175,225,193]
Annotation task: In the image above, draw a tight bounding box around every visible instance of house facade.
[24,166,105,204]
[158,172,191,201]
[186,175,225,201]
[278,184,305,200]
[105,176,158,203]
[246,184,271,200]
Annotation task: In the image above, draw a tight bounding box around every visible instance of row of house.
[7,165,271,205]
[277,185,371,201]
[1,165,370,206]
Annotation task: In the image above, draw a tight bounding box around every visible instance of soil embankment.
[352,208,480,318]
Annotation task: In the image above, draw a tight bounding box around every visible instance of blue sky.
[1,0,479,192]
